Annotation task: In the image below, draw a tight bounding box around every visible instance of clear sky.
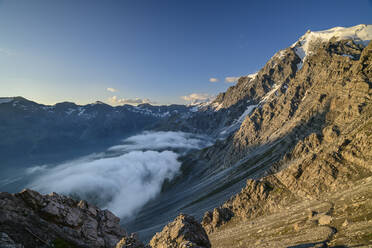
[0,0,371,106]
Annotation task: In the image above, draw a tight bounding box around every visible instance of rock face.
[198,25,372,247]
[149,214,210,248]
[0,189,126,248]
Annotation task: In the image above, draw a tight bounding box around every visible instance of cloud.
[181,93,212,104]
[209,77,219,83]
[108,96,152,106]
[27,131,212,218]
[108,131,213,152]
[225,76,240,83]
[107,87,117,92]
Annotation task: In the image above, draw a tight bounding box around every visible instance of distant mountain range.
[0,96,191,170]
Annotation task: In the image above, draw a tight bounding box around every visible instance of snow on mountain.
[260,84,281,104]
[0,97,14,104]
[218,83,281,137]
[292,24,372,69]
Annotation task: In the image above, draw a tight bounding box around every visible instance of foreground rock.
[0,189,126,248]
[149,214,210,248]
[116,234,148,248]
[0,232,24,248]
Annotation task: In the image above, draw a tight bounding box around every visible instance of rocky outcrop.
[149,214,210,248]
[201,178,296,233]
[0,189,126,248]
[201,207,233,234]
[116,234,148,248]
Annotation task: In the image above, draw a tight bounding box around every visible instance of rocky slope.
[198,25,372,247]
[0,189,127,248]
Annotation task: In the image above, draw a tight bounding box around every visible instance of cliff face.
[199,29,372,247]
[202,37,371,171]
[0,189,126,248]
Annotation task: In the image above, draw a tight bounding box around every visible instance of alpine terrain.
[0,24,371,248]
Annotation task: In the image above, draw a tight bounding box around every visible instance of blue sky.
[0,0,371,106]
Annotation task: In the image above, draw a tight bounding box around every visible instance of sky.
[0,0,371,106]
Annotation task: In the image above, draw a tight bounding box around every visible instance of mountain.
[0,24,371,247]
[125,24,372,246]
[0,97,191,177]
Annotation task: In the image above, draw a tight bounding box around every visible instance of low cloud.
[27,131,212,218]
[181,93,212,104]
[109,131,212,152]
[108,96,152,106]
[209,77,219,83]
[225,76,240,83]
[107,87,118,93]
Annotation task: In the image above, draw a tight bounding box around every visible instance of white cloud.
[181,93,212,104]
[209,77,219,83]
[108,131,212,152]
[108,96,152,106]
[27,131,212,218]
[225,76,240,83]
[107,87,117,92]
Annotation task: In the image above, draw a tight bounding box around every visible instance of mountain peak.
[292,24,372,63]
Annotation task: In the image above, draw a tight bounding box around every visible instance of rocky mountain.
[125,24,372,247]
[0,24,371,247]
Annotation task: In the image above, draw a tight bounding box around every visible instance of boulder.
[149,214,210,248]
[0,189,126,248]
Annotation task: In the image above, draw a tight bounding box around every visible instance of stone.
[201,207,233,234]
[150,214,211,248]
[318,215,333,225]
[342,219,349,227]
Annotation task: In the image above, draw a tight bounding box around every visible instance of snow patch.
[65,108,76,115]
[341,54,355,59]
[260,84,281,103]
[219,104,258,137]
[247,72,258,80]
[212,102,223,111]
[237,104,258,123]
[292,24,372,66]
[42,106,55,112]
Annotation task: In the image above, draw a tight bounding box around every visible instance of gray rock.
[149,214,210,248]
[0,189,126,248]
[0,233,24,248]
